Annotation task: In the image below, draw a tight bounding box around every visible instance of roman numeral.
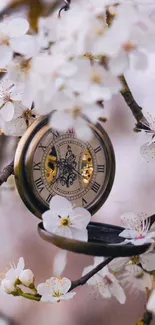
[97,165,105,172]
[46,193,53,204]
[33,162,41,171]
[39,143,47,152]
[35,177,45,193]
[94,146,101,154]
[51,130,59,139]
[91,182,101,193]
[82,197,87,207]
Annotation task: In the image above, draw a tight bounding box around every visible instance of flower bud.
[1,279,16,294]
[19,269,34,286]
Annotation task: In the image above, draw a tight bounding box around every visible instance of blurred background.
[0,1,155,325]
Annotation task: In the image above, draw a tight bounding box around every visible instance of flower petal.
[50,111,73,132]
[55,226,73,239]
[10,35,37,57]
[17,257,25,274]
[70,228,88,242]
[0,45,13,68]
[120,212,141,228]
[109,280,126,304]
[53,250,68,277]
[141,253,155,272]
[147,289,155,314]
[58,277,71,294]
[0,102,14,121]
[109,257,129,272]
[119,229,138,239]
[42,210,60,233]
[70,207,91,227]
[6,18,29,38]
[37,281,51,295]
[49,196,73,218]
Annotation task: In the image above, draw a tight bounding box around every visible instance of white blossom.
[48,92,103,141]
[119,212,155,245]
[2,101,38,137]
[0,257,25,294]
[37,277,76,303]
[0,18,30,68]
[147,289,155,314]
[82,257,126,304]
[0,79,22,122]
[42,195,91,242]
[121,264,153,292]
[67,59,122,103]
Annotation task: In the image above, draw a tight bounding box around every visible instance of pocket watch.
[14,116,115,218]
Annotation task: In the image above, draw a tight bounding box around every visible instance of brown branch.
[70,257,113,291]
[121,76,150,131]
[0,160,14,186]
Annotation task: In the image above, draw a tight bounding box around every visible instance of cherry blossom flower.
[2,102,38,137]
[37,277,76,303]
[42,195,91,241]
[0,257,25,294]
[0,79,22,122]
[147,289,155,314]
[0,18,30,68]
[48,91,103,141]
[119,212,155,245]
[53,250,68,277]
[121,264,153,293]
[67,59,122,103]
[109,248,155,272]
[82,257,126,304]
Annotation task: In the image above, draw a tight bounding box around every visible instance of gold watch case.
[14,116,115,219]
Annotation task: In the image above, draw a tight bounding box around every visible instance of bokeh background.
[0,1,155,325]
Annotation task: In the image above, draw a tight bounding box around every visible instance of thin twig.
[0,160,14,186]
[70,257,113,291]
[121,76,150,131]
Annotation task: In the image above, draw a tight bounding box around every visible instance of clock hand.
[71,166,93,185]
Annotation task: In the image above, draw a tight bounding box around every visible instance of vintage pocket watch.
[14,116,115,218]
[14,116,153,257]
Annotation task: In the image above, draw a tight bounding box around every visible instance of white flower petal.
[109,257,129,272]
[70,228,88,242]
[141,253,155,272]
[119,229,138,239]
[2,118,26,137]
[49,196,73,218]
[37,281,51,295]
[6,18,29,38]
[60,292,76,300]
[147,290,155,314]
[53,250,68,277]
[140,142,155,163]
[58,277,71,294]
[42,211,60,233]
[55,226,73,239]
[0,46,13,68]
[133,238,152,246]
[132,51,148,70]
[10,35,37,57]
[75,119,93,141]
[110,280,126,304]
[0,102,14,122]
[17,257,25,274]
[49,111,73,132]
[70,207,91,227]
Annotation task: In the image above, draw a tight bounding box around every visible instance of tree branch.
[0,160,14,186]
[70,257,113,291]
[121,76,150,131]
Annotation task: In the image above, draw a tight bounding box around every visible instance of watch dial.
[32,128,107,210]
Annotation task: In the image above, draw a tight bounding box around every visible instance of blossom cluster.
[0,0,154,156]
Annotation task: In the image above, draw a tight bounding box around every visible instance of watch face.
[14,117,115,218]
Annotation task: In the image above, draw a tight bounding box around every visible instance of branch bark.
[121,76,150,130]
[70,257,113,291]
[0,160,14,186]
